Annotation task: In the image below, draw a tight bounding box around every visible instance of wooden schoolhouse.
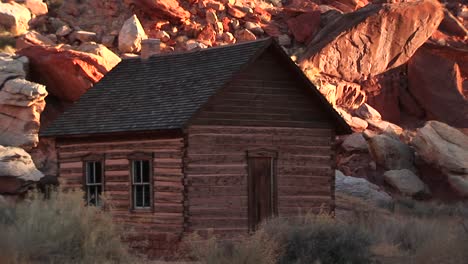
[41,38,351,255]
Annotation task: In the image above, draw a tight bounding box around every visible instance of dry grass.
[0,189,137,264]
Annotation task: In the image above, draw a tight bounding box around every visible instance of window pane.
[133,161,142,183]
[86,162,94,184]
[96,185,102,207]
[95,162,102,184]
[142,160,150,183]
[143,185,150,207]
[135,185,143,207]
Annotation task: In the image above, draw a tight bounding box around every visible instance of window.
[131,160,152,209]
[85,161,103,206]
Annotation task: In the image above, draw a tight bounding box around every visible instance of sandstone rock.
[155,30,171,43]
[342,133,368,152]
[0,2,32,36]
[355,103,381,121]
[286,11,321,43]
[366,119,403,135]
[407,45,468,128]
[336,107,368,131]
[244,22,264,35]
[0,54,28,82]
[228,4,247,18]
[299,0,444,82]
[0,78,46,149]
[335,170,392,206]
[15,30,55,50]
[410,121,468,197]
[70,30,98,43]
[197,24,216,46]
[0,145,44,194]
[235,29,256,42]
[124,0,190,21]
[118,15,147,53]
[56,25,72,36]
[384,169,427,196]
[25,0,48,16]
[368,134,414,171]
[222,32,236,44]
[303,68,366,110]
[101,35,116,48]
[186,40,207,51]
[17,45,119,102]
[76,42,121,69]
[206,8,218,24]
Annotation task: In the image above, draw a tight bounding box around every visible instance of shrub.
[186,228,279,264]
[264,214,372,264]
[0,189,134,264]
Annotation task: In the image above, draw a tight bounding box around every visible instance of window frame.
[82,154,105,207]
[128,152,154,211]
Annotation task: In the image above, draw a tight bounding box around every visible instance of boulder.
[384,169,427,196]
[0,145,44,194]
[118,15,147,53]
[410,121,468,196]
[368,134,414,170]
[342,133,368,152]
[15,30,55,50]
[124,0,190,21]
[0,2,32,36]
[355,103,381,121]
[75,42,121,69]
[407,45,468,128]
[366,119,403,135]
[0,54,28,83]
[336,107,368,131]
[286,11,321,43]
[235,29,257,42]
[17,45,119,102]
[335,170,392,206]
[299,0,444,82]
[0,78,47,149]
[24,0,48,16]
[70,30,98,43]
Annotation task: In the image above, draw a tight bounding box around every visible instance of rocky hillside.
[0,0,467,202]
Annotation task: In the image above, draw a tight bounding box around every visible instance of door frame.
[246,149,278,232]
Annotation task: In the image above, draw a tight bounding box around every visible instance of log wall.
[185,125,335,236]
[56,135,185,256]
[185,47,337,236]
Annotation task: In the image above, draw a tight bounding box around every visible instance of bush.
[186,213,372,264]
[264,214,372,264]
[186,228,279,264]
[0,189,134,264]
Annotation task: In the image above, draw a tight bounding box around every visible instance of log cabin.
[41,38,351,256]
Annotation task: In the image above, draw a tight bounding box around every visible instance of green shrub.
[0,189,134,264]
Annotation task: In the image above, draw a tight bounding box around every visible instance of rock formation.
[299,0,444,82]
[0,145,44,194]
[0,54,47,149]
[118,15,148,53]
[411,121,468,197]
[0,1,32,36]
[17,44,120,102]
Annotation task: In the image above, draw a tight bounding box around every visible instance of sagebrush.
[0,190,134,264]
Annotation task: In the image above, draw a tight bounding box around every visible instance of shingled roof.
[42,38,351,137]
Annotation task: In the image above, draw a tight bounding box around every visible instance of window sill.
[130,207,153,213]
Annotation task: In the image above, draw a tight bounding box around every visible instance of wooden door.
[248,153,277,231]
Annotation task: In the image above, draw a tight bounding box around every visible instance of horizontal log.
[278,166,332,176]
[188,197,247,208]
[58,140,183,152]
[187,144,331,156]
[188,185,247,196]
[187,134,331,147]
[58,138,183,148]
[189,217,247,229]
[191,118,333,129]
[189,207,247,218]
[60,162,82,169]
[188,174,246,186]
[279,186,330,196]
[188,125,333,137]
[185,164,246,175]
[278,176,331,187]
